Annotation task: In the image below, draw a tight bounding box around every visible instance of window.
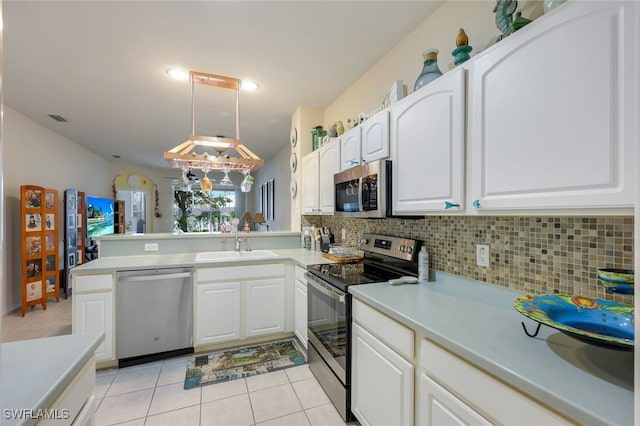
[173,187,235,232]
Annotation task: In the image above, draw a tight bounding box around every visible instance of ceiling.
[3,1,442,172]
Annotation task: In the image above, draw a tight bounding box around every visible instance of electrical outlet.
[145,243,159,252]
[476,244,490,267]
[341,228,346,241]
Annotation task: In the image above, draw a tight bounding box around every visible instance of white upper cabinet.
[302,138,341,215]
[339,126,362,171]
[468,0,637,212]
[361,110,391,164]
[340,110,390,171]
[392,67,466,215]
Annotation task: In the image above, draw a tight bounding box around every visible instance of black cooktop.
[306,262,405,288]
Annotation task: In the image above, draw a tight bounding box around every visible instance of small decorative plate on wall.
[290,179,297,198]
[290,127,298,147]
[290,152,297,172]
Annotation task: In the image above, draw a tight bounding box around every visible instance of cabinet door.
[419,373,491,426]
[302,151,320,214]
[469,1,636,211]
[318,139,341,214]
[195,282,241,345]
[340,127,362,171]
[361,110,390,164]
[245,278,285,337]
[294,279,307,348]
[392,67,465,214]
[351,323,414,426]
[74,293,114,362]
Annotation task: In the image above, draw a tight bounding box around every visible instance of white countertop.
[71,248,330,274]
[0,332,104,426]
[349,272,633,426]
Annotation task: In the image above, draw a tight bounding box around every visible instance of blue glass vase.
[414,49,442,91]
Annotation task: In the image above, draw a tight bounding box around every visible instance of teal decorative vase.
[452,45,473,66]
[414,49,442,91]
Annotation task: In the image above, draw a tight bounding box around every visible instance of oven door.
[306,272,349,384]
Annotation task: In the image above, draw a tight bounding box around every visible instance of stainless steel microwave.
[334,160,390,218]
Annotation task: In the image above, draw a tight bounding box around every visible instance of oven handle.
[305,272,346,304]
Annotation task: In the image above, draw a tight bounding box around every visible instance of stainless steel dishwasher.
[116,267,193,367]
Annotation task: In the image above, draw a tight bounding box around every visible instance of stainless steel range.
[305,233,420,422]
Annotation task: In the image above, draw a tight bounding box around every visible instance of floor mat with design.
[184,339,305,389]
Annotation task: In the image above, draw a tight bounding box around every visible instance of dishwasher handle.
[118,272,191,282]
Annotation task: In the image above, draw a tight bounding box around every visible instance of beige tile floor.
[2,296,355,426]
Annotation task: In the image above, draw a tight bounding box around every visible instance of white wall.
[323,0,543,127]
[3,107,112,313]
[251,142,291,232]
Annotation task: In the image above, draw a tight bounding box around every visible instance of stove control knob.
[399,245,406,253]
[359,238,368,246]
[407,247,413,255]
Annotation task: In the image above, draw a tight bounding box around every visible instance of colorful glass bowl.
[597,268,634,294]
[514,294,634,350]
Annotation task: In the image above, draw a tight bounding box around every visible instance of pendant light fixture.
[163,71,263,189]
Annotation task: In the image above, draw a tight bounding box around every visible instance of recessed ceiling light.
[167,69,188,81]
[241,80,259,91]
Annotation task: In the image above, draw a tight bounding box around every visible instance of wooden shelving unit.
[21,185,59,316]
[114,199,126,233]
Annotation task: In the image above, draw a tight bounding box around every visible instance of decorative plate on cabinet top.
[290,179,297,198]
[290,152,297,172]
[290,127,298,147]
[514,294,634,350]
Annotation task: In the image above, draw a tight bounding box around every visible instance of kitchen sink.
[195,250,278,262]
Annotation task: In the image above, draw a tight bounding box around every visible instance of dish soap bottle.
[418,247,429,282]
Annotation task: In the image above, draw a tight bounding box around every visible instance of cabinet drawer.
[197,263,285,282]
[353,299,414,359]
[74,274,113,292]
[420,339,572,425]
[294,265,307,283]
[39,356,95,425]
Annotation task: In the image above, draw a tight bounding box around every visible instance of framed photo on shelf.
[26,236,42,255]
[26,281,42,302]
[45,213,55,230]
[68,234,77,250]
[24,189,42,209]
[45,192,55,209]
[67,213,75,229]
[46,255,56,272]
[26,258,42,278]
[67,193,76,210]
[68,253,76,268]
[26,213,42,232]
[45,234,55,251]
[46,275,56,293]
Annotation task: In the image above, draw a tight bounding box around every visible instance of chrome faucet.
[235,236,242,252]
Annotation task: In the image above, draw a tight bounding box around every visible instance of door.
[419,373,491,426]
[318,139,341,214]
[340,127,362,171]
[351,322,414,426]
[392,67,465,214]
[74,292,113,361]
[195,282,241,345]
[302,151,320,214]
[245,278,285,337]
[468,1,636,211]
[361,110,390,164]
[294,278,308,348]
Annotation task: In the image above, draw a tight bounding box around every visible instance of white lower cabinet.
[419,373,491,426]
[351,323,414,426]
[419,339,572,426]
[293,266,307,348]
[195,282,242,345]
[195,263,287,347]
[72,273,115,362]
[245,278,285,337]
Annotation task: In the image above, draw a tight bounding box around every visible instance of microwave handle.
[358,177,364,212]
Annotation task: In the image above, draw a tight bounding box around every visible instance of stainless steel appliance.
[306,233,420,421]
[116,267,194,367]
[334,160,390,218]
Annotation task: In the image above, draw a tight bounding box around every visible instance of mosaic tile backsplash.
[303,215,634,303]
